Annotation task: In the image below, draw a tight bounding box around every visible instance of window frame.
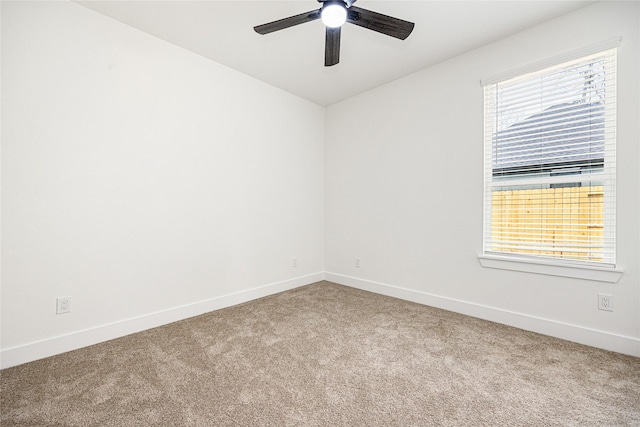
[479,40,623,283]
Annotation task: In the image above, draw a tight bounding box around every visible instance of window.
[482,48,617,268]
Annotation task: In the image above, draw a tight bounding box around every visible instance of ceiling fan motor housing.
[321,1,348,28]
[318,0,355,6]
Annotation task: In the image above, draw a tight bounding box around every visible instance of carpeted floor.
[2,281,639,426]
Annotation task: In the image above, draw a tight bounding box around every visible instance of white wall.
[1,1,325,367]
[325,1,640,356]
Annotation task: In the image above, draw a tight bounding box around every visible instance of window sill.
[478,254,623,283]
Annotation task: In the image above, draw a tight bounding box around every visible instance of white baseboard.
[325,272,640,358]
[0,272,324,369]
[4,271,637,369]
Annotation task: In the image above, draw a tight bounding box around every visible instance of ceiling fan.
[254,0,415,67]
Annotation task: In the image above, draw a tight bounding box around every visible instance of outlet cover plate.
[56,297,72,314]
[598,293,613,311]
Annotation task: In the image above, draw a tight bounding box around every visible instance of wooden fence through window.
[491,186,604,261]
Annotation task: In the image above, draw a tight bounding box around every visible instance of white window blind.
[483,48,617,266]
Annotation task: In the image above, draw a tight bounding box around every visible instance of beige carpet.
[2,281,639,426]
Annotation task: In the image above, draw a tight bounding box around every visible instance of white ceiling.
[75,0,595,106]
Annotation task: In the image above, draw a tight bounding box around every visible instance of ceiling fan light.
[321,3,347,28]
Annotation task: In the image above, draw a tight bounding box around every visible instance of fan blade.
[346,6,414,40]
[254,9,321,35]
[325,26,341,66]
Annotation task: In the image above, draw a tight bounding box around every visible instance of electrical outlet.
[598,294,613,311]
[355,257,361,268]
[56,297,72,314]
[292,257,297,268]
